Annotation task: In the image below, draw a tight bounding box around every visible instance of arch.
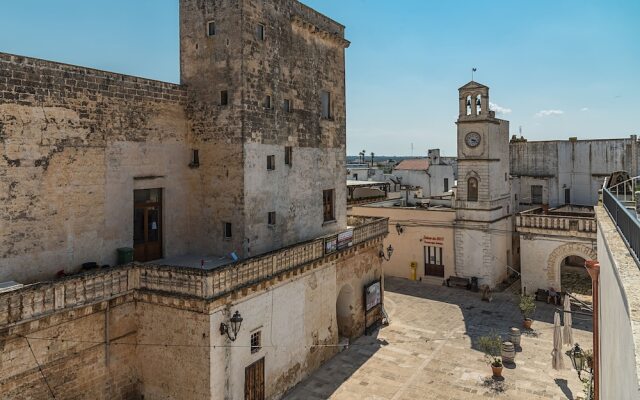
[467,177,478,202]
[476,94,482,115]
[546,243,596,290]
[465,94,472,115]
[336,284,355,339]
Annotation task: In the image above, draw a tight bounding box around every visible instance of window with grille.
[250,331,261,354]
[323,189,335,222]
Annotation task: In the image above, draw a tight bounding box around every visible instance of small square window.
[250,331,261,354]
[283,99,291,113]
[264,95,271,109]
[256,24,265,41]
[267,155,275,171]
[207,21,216,36]
[220,90,228,106]
[223,222,232,239]
[268,211,276,226]
[284,146,292,166]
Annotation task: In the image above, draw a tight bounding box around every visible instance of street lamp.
[220,310,243,341]
[569,343,593,399]
[379,244,394,261]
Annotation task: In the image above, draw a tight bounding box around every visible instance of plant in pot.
[477,333,504,377]
[519,294,536,329]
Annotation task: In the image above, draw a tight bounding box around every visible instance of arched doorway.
[546,243,596,290]
[336,284,355,339]
[560,255,592,303]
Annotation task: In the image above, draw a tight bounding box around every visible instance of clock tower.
[454,81,513,287]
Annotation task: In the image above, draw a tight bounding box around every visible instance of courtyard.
[284,277,592,400]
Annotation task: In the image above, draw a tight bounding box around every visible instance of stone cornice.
[291,15,350,48]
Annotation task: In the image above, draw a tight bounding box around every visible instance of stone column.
[585,259,600,400]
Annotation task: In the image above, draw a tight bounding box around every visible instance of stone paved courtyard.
[284,277,593,400]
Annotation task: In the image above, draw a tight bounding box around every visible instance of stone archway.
[336,284,355,339]
[546,243,597,290]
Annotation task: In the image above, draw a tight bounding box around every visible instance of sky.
[1,1,639,156]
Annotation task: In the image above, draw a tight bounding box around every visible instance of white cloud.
[535,109,564,117]
[581,107,589,112]
[489,102,512,114]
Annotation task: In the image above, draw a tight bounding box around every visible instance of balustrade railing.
[516,212,597,233]
[0,216,388,326]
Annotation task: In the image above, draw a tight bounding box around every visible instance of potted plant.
[477,333,504,377]
[519,294,536,329]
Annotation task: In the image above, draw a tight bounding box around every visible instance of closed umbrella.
[563,295,574,346]
[552,311,564,370]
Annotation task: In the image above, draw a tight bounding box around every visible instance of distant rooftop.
[394,159,429,171]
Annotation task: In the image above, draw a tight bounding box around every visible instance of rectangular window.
[323,189,335,222]
[321,91,331,119]
[565,188,571,204]
[207,21,216,36]
[531,185,543,204]
[284,146,292,166]
[256,24,265,41]
[264,95,271,109]
[444,178,449,192]
[220,90,228,106]
[223,222,232,239]
[267,155,275,171]
[283,99,291,113]
[268,211,276,226]
[250,331,261,354]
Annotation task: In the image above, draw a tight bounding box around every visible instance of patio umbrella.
[552,311,564,370]
[563,295,574,346]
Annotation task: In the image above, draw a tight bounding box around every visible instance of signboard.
[365,280,382,312]
[324,236,337,254]
[337,229,354,250]
[421,235,444,246]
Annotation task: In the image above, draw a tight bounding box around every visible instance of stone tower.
[179,0,350,258]
[454,81,513,287]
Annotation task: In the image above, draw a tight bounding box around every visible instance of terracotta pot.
[491,365,503,377]
[523,318,533,329]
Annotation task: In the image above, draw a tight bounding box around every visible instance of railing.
[516,212,597,234]
[603,187,640,263]
[0,217,389,326]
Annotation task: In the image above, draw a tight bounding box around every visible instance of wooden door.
[245,357,265,400]
[424,246,444,277]
[133,189,162,262]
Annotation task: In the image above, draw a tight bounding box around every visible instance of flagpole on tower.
[472,67,477,81]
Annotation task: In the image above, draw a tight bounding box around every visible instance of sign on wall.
[324,237,338,254]
[365,280,382,311]
[337,229,354,250]
[420,235,444,246]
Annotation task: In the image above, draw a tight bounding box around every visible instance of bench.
[446,276,470,289]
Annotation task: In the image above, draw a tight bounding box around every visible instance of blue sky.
[1,1,638,156]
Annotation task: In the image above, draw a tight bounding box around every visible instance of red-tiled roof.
[394,159,429,171]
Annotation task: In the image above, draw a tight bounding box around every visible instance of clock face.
[465,132,481,148]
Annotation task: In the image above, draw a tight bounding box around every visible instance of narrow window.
[189,149,200,168]
[323,189,335,222]
[531,185,543,204]
[284,146,292,166]
[565,188,571,204]
[321,91,331,119]
[220,90,228,106]
[207,21,216,36]
[467,177,478,202]
[264,95,271,109]
[268,211,276,226]
[223,222,232,239]
[250,331,261,354]
[283,99,291,113]
[504,172,507,181]
[256,24,265,41]
[267,155,275,171]
[444,178,449,192]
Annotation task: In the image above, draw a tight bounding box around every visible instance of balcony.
[0,216,388,327]
[516,205,596,238]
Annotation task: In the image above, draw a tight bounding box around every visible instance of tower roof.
[459,81,489,91]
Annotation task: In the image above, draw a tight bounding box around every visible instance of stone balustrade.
[0,217,388,327]
[516,211,597,235]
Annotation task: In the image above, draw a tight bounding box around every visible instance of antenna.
[411,143,414,157]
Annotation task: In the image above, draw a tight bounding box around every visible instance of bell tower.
[454,81,512,287]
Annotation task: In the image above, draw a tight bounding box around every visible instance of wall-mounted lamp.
[220,310,243,341]
[379,244,394,261]
[395,223,404,235]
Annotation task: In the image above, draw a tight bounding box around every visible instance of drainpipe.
[585,259,600,400]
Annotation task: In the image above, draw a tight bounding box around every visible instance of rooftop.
[394,159,429,171]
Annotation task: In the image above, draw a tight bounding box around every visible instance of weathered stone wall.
[0,53,198,283]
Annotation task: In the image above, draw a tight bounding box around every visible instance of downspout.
[585,259,600,400]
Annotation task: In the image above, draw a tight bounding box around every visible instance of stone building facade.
[0,0,350,284]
